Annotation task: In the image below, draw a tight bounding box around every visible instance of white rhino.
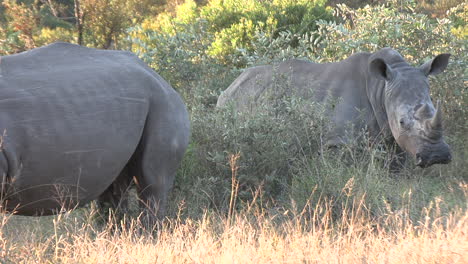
[0,42,190,218]
[217,48,451,168]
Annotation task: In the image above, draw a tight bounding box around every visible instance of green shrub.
[172,95,332,217]
[35,27,75,46]
[203,0,334,65]
[129,0,467,221]
[142,0,334,66]
[0,26,24,55]
[128,19,239,108]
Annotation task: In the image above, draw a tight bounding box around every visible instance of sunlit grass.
[1,187,466,264]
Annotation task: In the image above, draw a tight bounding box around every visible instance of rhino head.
[369,50,451,168]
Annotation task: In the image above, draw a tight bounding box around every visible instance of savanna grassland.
[1,0,467,263]
[1,192,466,263]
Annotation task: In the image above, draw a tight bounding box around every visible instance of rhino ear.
[420,54,450,76]
[369,58,394,81]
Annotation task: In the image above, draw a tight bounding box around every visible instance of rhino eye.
[399,118,409,129]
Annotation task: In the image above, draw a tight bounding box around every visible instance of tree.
[73,0,83,45]
[1,0,168,52]
[2,0,41,51]
[77,0,166,49]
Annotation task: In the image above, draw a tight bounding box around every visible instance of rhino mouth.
[415,152,452,168]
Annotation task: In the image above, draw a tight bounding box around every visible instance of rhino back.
[218,55,370,106]
[0,43,172,212]
[217,53,380,145]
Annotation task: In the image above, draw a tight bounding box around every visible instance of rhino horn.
[430,101,443,130]
[415,103,431,119]
[427,101,443,139]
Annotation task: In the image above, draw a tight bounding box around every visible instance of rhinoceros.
[217,48,451,168]
[0,42,190,217]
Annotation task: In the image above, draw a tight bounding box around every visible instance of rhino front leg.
[97,166,133,221]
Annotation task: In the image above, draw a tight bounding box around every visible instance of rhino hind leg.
[131,144,184,226]
[130,116,189,226]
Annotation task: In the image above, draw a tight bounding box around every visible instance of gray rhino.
[0,42,190,218]
[217,48,451,168]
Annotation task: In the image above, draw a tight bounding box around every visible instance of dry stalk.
[227,152,240,226]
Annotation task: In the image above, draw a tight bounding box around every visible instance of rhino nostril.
[441,153,452,164]
[416,155,423,166]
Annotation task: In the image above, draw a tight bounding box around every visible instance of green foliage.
[1,0,41,53]
[34,26,75,46]
[128,19,237,108]
[312,3,461,60]
[417,0,466,17]
[1,0,466,223]
[145,0,334,66]
[447,2,467,39]
[0,0,79,54]
[80,0,132,48]
[172,96,332,216]
[0,26,22,54]
[0,0,167,54]
[130,1,467,220]
[139,0,200,36]
[38,4,73,29]
[203,0,334,65]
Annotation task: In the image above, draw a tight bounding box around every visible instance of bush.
[35,27,75,47]
[125,1,468,221]
[144,0,334,66]
[172,95,332,217]
[128,19,238,108]
[203,0,334,66]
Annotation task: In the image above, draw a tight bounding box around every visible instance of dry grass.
[0,192,467,264]
[1,155,467,263]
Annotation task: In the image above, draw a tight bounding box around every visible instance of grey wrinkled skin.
[0,42,190,217]
[217,48,451,168]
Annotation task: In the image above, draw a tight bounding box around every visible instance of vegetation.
[147,0,466,220]
[1,191,467,263]
[1,0,467,262]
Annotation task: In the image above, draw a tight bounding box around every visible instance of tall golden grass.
[1,186,467,264]
[0,153,467,263]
